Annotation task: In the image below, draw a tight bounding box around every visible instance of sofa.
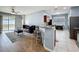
[23,25,36,33]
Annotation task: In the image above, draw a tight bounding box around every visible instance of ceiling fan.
[11,6,20,14]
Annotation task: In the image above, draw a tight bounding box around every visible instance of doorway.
[52,14,68,30]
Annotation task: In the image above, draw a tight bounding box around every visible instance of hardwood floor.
[0,32,48,52]
[0,30,79,52]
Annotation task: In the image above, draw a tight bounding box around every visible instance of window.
[3,15,15,31]
[3,15,9,30]
[9,15,15,30]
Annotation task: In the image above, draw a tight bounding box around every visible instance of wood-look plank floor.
[0,33,48,52]
[1,30,79,52]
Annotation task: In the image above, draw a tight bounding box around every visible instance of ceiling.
[0,6,70,15]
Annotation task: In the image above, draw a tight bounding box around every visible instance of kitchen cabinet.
[0,15,2,34]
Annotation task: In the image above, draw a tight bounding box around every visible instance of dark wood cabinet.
[44,15,47,22]
[70,17,79,40]
[0,15,2,34]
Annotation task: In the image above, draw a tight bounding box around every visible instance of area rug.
[6,32,30,43]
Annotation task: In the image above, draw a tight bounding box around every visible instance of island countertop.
[39,25,56,51]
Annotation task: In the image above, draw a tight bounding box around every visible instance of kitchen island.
[39,26,56,51]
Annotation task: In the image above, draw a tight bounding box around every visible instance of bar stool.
[34,27,42,45]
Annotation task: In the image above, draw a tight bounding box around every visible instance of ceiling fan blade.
[11,6,21,14]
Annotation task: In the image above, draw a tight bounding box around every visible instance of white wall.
[25,11,52,26]
[68,7,79,29]
[70,7,79,16]
[25,11,43,26]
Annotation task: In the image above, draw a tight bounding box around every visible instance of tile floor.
[53,30,79,52]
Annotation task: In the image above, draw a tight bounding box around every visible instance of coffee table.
[14,29,23,36]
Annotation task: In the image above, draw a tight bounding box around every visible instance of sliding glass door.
[3,15,9,30]
[3,15,15,31]
[9,15,15,30]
